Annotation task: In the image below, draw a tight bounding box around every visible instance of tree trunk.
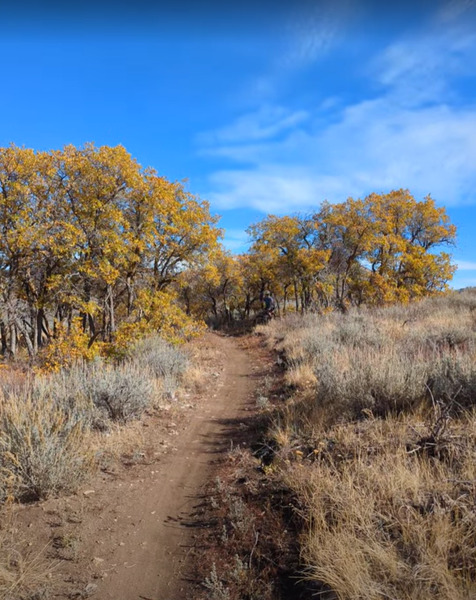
[126,275,135,316]
[15,317,34,357]
[109,284,115,336]
[10,324,16,357]
[0,321,7,356]
[36,307,47,350]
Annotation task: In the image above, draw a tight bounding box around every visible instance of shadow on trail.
[163,351,327,600]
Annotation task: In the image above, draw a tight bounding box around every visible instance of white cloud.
[202,99,476,211]
[370,25,476,105]
[208,167,341,212]
[198,106,309,146]
[283,1,351,67]
[456,260,476,270]
[200,7,476,213]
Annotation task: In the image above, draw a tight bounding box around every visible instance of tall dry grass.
[261,290,476,599]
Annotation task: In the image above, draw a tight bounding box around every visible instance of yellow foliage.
[38,318,102,373]
[135,289,206,344]
[105,290,205,359]
[0,143,220,360]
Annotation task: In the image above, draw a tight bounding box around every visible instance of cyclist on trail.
[263,290,276,318]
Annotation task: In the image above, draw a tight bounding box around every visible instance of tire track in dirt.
[91,333,255,600]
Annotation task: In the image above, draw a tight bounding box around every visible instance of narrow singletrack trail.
[88,333,255,600]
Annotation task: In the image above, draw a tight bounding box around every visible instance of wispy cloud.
[371,24,476,105]
[436,0,476,23]
[203,99,476,211]
[456,260,476,270]
[200,4,476,213]
[208,167,334,212]
[282,0,352,67]
[198,106,309,146]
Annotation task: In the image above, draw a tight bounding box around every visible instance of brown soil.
[8,332,261,600]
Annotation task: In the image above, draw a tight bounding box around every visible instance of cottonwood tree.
[0,144,220,358]
[244,190,456,313]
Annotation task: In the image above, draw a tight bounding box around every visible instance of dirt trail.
[40,332,256,600]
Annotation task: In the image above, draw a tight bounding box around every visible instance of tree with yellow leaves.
[245,190,455,313]
[248,215,330,313]
[0,143,220,359]
[320,190,456,307]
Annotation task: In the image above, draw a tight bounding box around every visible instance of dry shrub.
[0,334,188,503]
[81,363,154,422]
[0,388,94,502]
[428,353,476,409]
[128,335,189,399]
[261,289,476,599]
[265,291,476,422]
[0,369,29,397]
[37,362,154,424]
[130,335,188,380]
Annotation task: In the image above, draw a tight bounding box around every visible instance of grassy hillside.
[259,290,476,600]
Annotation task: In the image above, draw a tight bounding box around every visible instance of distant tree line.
[180,190,456,324]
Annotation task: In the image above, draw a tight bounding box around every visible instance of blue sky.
[2,0,476,288]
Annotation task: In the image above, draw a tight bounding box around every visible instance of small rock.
[83,490,95,497]
[84,583,98,596]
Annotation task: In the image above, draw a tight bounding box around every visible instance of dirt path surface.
[13,332,257,600]
[101,333,255,600]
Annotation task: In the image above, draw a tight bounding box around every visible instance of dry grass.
[290,417,476,599]
[91,419,147,470]
[183,333,225,394]
[0,506,56,600]
[284,363,317,389]
[0,334,193,597]
[261,290,476,599]
[182,365,208,394]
